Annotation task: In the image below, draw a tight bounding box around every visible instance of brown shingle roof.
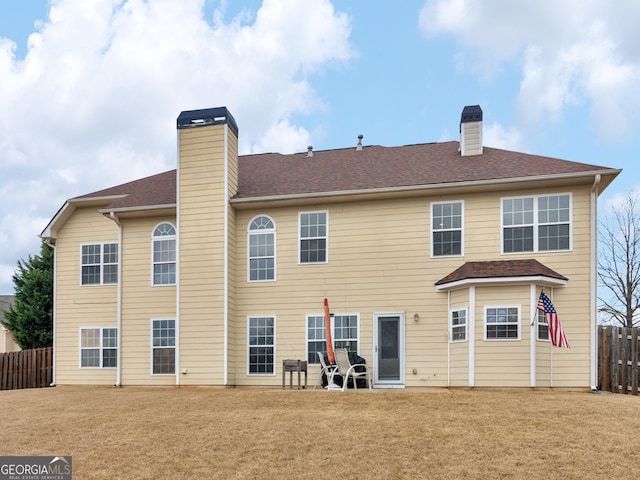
[435,259,568,286]
[73,141,616,209]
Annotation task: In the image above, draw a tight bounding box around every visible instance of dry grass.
[1,386,639,479]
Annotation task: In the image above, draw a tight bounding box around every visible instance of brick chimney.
[459,105,483,156]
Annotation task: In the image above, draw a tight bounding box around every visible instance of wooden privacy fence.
[0,347,53,390]
[598,326,640,395]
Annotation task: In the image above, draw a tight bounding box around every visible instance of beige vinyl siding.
[54,207,118,385]
[230,183,595,388]
[178,123,236,385]
[449,289,469,387]
[474,286,530,387]
[120,216,176,385]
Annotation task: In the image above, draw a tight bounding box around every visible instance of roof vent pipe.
[356,134,363,151]
[307,145,313,157]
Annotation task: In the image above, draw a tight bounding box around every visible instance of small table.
[282,359,308,390]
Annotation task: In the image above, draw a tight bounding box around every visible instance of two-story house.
[40,105,620,389]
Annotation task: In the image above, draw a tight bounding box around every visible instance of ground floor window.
[80,327,117,368]
[450,309,467,342]
[152,319,175,375]
[485,306,520,340]
[306,314,359,364]
[537,309,549,341]
[248,316,275,374]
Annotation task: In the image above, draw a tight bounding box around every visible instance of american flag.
[537,291,570,348]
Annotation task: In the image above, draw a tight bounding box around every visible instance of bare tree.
[598,192,640,327]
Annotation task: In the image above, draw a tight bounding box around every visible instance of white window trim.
[79,327,117,368]
[247,215,277,282]
[150,318,176,376]
[449,308,468,343]
[298,210,329,264]
[537,309,550,342]
[305,313,360,363]
[431,200,464,258]
[247,315,277,376]
[500,193,573,254]
[79,242,119,286]
[484,305,521,341]
[151,222,177,286]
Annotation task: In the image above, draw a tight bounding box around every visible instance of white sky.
[1,0,639,294]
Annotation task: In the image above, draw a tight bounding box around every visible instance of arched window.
[248,216,275,281]
[152,223,176,285]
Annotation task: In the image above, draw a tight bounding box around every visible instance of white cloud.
[418,0,640,142]
[0,0,354,293]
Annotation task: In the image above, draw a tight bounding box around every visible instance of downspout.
[223,125,229,385]
[44,239,57,386]
[590,174,601,390]
[468,286,475,387]
[107,211,123,387]
[530,283,536,387]
[447,291,451,387]
[175,130,181,386]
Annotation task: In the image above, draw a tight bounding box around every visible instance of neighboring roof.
[435,259,568,291]
[68,141,619,211]
[0,295,14,312]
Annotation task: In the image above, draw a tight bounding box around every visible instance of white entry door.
[373,313,405,387]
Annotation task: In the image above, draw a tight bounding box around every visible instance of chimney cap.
[460,105,483,124]
[307,145,314,157]
[356,134,363,151]
[177,106,239,137]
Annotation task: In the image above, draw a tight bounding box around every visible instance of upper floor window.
[248,216,276,281]
[502,194,571,253]
[152,223,176,285]
[81,243,118,285]
[450,308,467,342]
[80,327,117,368]
[299,211,328,264]
[432,201,463,257]
[485,306,520,340]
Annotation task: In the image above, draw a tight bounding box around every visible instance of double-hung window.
[299,211,328,263]
[248,316,275,374]
[450,309,467,342]
[248,216,276,281]
[432,201,463,256]
[152,223,176,285]
[485,306,520,340]
[502,194,571,253]
[151,319,175,375]
[306,314,359,364]
[81,243,118,285]
[537,309,549,341]
[80,327,117,367]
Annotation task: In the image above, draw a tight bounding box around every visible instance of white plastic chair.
[316,351,339,389]
[333,348,372,391]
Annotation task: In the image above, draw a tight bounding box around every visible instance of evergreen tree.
[1,241,54,349]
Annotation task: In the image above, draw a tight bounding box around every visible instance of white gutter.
[436,275,567,292]
[230,169,622,207]
[106,212,123,387]
[590,174,601,390]
[223,125,229,386]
